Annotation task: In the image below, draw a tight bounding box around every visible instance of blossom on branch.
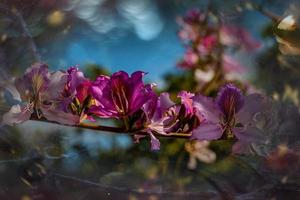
[2,63,50,125]
[191,84,267,154]
[140,91,201,150]
[89,71,156,119]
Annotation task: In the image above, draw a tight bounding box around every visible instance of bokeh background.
[0,0,300,199]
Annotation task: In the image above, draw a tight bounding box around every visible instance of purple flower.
[178,48,199,69]
[59,67,87,111]
[192,84,267,154]
[183,9,205,24]
[141,91,201,150]
[89,71,156,119]
[2,64,85,126]
[44,66,91,124]
[2,63,50,125]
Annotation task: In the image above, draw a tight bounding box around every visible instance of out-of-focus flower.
[194,68,215,83]
[265,144,300,174]
[178,48,199,69]
[278,15,297,31]
[89,71,156,119]
[282,84,299,106]
[275,15,300,55]
[178,23,198,42]
[220,26,261,51]
[222,54,247,81]
[197,35,218,56]
[183,9,205,24]
[185,140,216,169]
[177,9,205,42]
[47,10,65,27]
[192,84,267,154]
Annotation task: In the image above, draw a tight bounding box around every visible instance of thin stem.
[246,1,281,22]
[30,117,192,139]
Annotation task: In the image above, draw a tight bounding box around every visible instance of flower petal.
[148,131,160,151]
[236,93,267,124]
[2,104,32,125]
[191,123,223,140]
[46,71,68,100]
[193,94,220,123]
[216,84,244,115]
[233,126,265,143]
[41,106,80,125]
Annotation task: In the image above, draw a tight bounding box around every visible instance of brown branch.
[246,1,281,23]
[30,118,192,139]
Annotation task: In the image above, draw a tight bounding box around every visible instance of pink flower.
[178,48,199,69]
[183,9,205,24]
[2,63,81,126]
[141,91,201,150]
[178,24,198,42]
[42,66,92,124]
[197,35,218,56]
[220,25,261,51]
[222,54,247,81]
[89,71,156,119]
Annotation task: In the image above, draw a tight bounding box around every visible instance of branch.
[30,118,192,139]
[245,1,281,23]
[12,7,41,62]
[0,3,41,62]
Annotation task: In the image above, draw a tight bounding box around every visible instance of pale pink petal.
[233,126,265,143]
[159,93,175,112]
[187,156,197,170]
[195,148,216,164]
[148,131,160,151]
[2,104,32,125]
[46,71,68,100]
[193,95,220,123]
[236,94,266,124]
[41,106,80,125]
[191,123,223,140]
[223,55,247,74]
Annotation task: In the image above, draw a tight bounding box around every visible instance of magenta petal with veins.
[90,71,156,118]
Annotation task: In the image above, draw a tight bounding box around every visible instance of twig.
[246,1,281,23]
[12,7,41,62]
[30,118,192,139]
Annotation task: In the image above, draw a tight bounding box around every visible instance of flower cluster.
[177,9,261,89]
[2,63,269,153]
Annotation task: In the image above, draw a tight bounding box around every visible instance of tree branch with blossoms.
[2,62,270,154]
[2,6,290,158]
